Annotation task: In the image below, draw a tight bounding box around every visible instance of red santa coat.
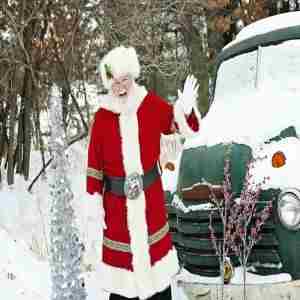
[86,84,200,299]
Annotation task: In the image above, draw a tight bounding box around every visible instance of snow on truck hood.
[184,39,300,150]
[185,87,300,150]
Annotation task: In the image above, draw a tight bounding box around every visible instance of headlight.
[278,188,300,230]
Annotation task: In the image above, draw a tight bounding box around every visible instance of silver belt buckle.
[124,172,143,200]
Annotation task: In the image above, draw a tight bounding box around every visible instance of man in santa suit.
[86,46,201,300]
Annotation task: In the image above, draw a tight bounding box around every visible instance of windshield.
[185,40,300,150]
[214,50,258,100]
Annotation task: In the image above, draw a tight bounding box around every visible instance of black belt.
[104,164,161,198]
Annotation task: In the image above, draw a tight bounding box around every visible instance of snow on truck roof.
[228,11,300,47]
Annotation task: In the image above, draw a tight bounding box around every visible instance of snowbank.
[176,268,296,300]
[176,267,291,286]
[0,226,110,300]
[0,227,50,300]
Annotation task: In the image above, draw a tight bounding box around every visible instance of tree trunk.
[22,76,33,181]
[0,108,8,184]
[7,91,17,186]
[18,5,36,180]
[180,10,210,116]
[62,85,70,131]
[33,97,47,179]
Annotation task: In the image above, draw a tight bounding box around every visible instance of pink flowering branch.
[208,158,234,289]
[229,158,273,267]
[208,153,273,290]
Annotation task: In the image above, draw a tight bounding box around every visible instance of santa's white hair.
[100,46,141,90]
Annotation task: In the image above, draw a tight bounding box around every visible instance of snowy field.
[0,142,190,300]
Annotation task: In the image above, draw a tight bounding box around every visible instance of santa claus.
[86,46,201,300]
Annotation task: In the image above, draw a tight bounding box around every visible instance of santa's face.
[111,75,133,97]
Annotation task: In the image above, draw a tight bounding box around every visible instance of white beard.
[100,82,147,116]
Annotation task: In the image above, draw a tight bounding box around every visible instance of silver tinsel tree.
[48,85,87,300]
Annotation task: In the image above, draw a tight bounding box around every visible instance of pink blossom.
[208,156,273,282]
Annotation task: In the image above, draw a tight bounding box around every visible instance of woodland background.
[0,0,299,186]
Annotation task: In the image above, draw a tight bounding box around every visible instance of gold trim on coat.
[103,223,170,253]
[87,167,103,181]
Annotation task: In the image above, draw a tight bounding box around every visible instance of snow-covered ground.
[0,141,191,300]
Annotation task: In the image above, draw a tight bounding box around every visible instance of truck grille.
[165,191,284,277]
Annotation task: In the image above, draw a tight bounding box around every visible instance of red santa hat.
[100,46,141,90]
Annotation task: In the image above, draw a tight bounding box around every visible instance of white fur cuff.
[174,101,201,139]
[85,192,106,229]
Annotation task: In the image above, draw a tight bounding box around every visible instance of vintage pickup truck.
[164,11,300,282]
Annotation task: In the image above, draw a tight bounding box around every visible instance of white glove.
[177,74,199,115]
[85,192,106,229]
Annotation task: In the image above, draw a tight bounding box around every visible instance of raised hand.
[177,74,199,115]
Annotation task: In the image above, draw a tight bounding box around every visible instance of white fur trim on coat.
[174,101,201,139]
[84,192,106,229]
[96,248,179,299]
[118,105,154,298]
[100,46,140,90]
[99,86,179,298]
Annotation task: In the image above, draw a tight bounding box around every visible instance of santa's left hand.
[177,74,199,115]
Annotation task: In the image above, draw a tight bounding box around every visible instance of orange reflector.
[272,151,286,168]
[164,162,175,171]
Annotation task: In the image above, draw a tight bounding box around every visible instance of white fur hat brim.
[100,46,141,90]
